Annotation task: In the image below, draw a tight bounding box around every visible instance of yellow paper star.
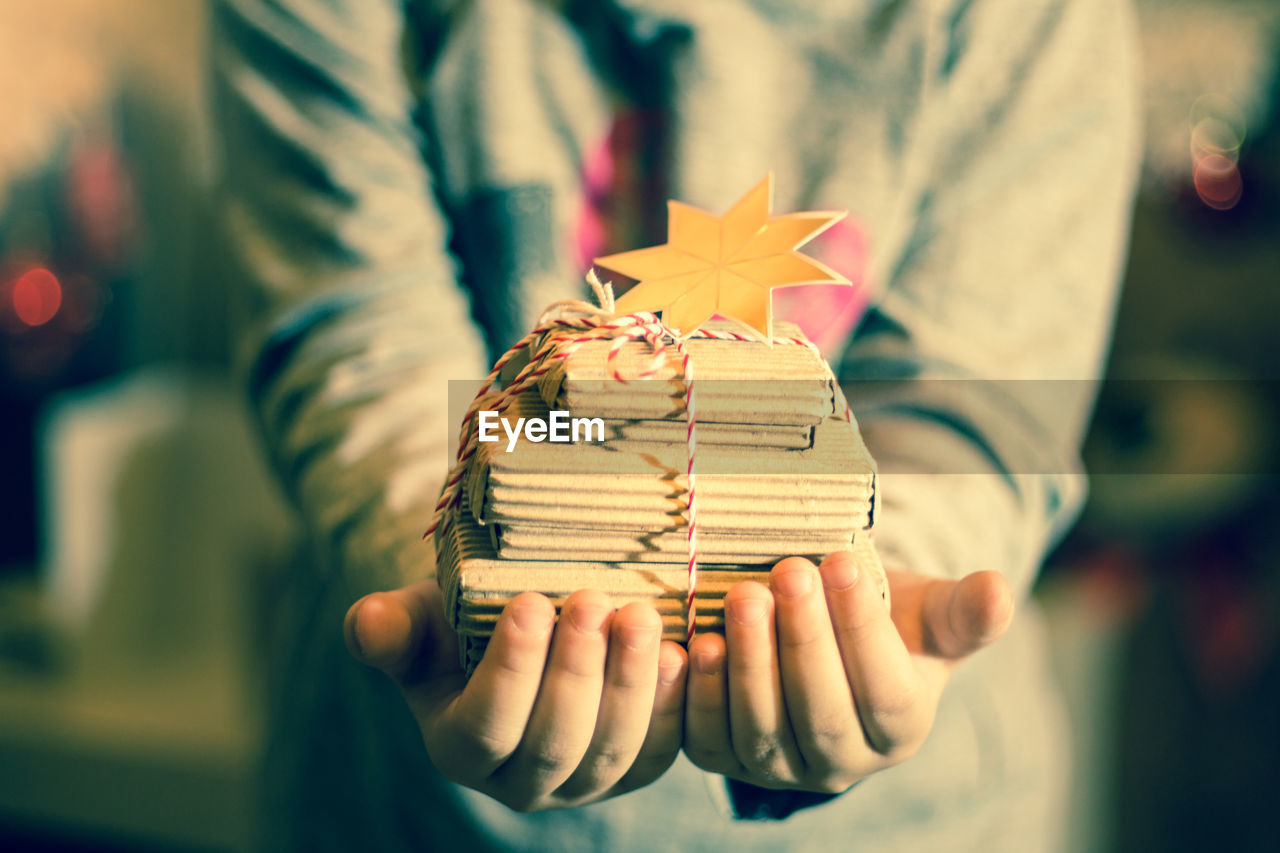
[593,174,849,340]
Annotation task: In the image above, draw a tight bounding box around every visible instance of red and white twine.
[426,272,848,644]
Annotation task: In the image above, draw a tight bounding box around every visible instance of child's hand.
[682,552,1014,793]
[345,585,688,812]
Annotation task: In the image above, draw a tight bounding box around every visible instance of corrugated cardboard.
[535,321,839,426]
[464,393,876,543]
[436,321,888,672]
[599,418,813,449]
[438,505,889,671]
[491,525,859,563]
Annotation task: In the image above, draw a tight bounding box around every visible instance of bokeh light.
[1190,116,1243,163]
[1193,153,1244,210]
[1188,94,1248,147]
[10,267,63,327]
[1188,94,1247,211]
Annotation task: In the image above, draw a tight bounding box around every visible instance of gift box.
[427,175,888,671]
[434,323,884,671]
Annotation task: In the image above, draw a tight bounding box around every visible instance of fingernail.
[727,597,767,625]
[569,602,610,634]
[773,567,814,599]
[822,552,859,591]
[621,623,660,651]
[694,646,723,676]
[659,661,683,685]
[510,601,551,634]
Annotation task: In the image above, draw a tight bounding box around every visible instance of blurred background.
[0,1,1277,850]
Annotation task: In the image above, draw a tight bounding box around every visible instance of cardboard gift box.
[434,324,885,671]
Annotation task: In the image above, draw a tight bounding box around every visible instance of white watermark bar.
[448,379,1280,474]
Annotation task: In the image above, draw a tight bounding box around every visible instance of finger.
[723,581,805,784]
[770,558,863,777]
[345,583,448,681]
[820,551,931,756]
[920,570,1014,660]
[611,640,689,796]
[556,602,663,799]
[348,581,463,696]
[682,631,740,777]
[422,592,555,785]
[491,589,613,799]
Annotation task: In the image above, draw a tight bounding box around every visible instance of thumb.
[920,570,1015,660]
[344,581,459,683]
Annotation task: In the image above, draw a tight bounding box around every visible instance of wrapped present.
[427,175,888,671]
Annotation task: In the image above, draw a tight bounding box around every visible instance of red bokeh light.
[11,267,63,327]
[1193,154,1243,211]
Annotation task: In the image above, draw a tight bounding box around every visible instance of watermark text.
[477,410,605,452]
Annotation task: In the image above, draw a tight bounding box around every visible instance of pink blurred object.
[773,216,870,358]
[65,137,137,269]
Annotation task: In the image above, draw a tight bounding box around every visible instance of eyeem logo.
[478,411,605,453]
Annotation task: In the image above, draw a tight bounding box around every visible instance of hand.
[682,552,1014,793]
[345,584,689,812]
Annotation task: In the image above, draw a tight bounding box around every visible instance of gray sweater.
[212,0,1139,848]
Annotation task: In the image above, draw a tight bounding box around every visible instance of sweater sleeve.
[725,0,1140,821]
[840,0,1141,596]
[210,0,488,594]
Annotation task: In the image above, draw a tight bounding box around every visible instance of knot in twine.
[427,271,843,645]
